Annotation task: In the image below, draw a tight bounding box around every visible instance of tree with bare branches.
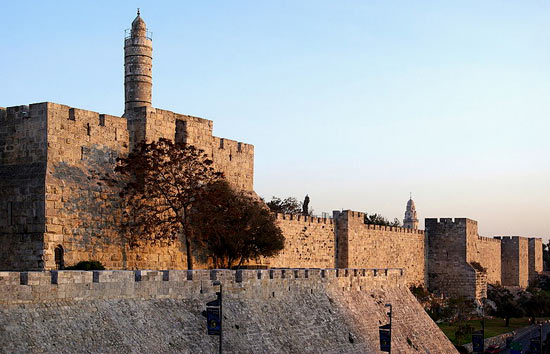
[115,138,223,270]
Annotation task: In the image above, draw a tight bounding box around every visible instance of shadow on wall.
[49,145,130,267]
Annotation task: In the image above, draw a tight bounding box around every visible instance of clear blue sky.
[1,1,549,239]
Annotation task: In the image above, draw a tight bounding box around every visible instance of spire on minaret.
[403,195,419,229]
[137,8,140,16]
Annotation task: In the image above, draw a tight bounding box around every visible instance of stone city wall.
[467,234,502,285]
[529,238,543,285]
[0,268,457,353]
[127,106,254,191]
[43,102,180,271]
[1,102,255,271]
[0,104,48,270]
[334,210,426,286]
[265,213,335,268]
[426,218,487,299]
[497,236,529,287]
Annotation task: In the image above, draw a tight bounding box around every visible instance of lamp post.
[213,280,222,354]
[387,304,392,354]
[207,280,223,354]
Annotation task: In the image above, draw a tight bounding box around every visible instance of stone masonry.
[333,210,425,286]
[497,236,529,287]
[0,12,545,302]
[426,218,543,300]
[529,237,543,284]
[0,268,458,353]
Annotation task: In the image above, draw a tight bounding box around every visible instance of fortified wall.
[0,268,457,353]
[0,12,545,303]
[0,102,254,271]
[0,105,47,271]
[334,210,425,286]
[427,218,543,299]
[263,210,425,286]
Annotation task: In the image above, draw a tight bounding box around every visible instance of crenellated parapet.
[0,268,405,305]
[274,213,334,225]
[331,210,426,286]
[335,210,424,234]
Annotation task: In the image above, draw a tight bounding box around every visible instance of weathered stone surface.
[498,236,529,287]
[0,269,458,353]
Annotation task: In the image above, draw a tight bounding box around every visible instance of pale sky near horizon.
[1,1,549,240]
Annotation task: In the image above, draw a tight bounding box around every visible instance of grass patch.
[438,317,548,346]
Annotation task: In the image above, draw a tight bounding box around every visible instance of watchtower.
[124,9,153,115]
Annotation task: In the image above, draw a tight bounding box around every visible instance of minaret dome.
[403,195,419,229]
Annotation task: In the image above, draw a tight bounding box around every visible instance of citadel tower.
[124,10,153,115]
[403,196,419,229]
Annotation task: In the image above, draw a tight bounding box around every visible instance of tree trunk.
[182,212,193,270]
[186,235,193,270]
[505,317,510,327]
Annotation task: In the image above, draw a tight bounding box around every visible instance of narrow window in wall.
[81,146,85,160]
[175,119,186,144]
[219,138,224,149]
[86,123,91,136]
[229,152,232,161]
[7,202,12,225]
[237,142,242,153]
[114,128,118,141]
[68,108,75,121]
[54,245,64,270]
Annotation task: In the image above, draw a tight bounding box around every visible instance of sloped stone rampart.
[0,269,457,353]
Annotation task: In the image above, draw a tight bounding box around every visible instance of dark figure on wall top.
[303,195,310,216]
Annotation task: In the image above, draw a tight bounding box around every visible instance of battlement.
[425,217,477,226]
[494,236,528,242]
[477,235,501,244]
[213,136,253,154]
[51,103,127,129]
[334,210,424,234]
[0,268,404,304]
[3,103,48,120]
[275,212,333,225]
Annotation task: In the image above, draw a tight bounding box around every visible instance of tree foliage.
[190,181,285,269]
[487,285,524,326]
[266,196,303,214]
[115,138,223,270]
[364,213,401,227]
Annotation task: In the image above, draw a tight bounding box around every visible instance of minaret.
[403,194,419,229]
[124,9,152,115]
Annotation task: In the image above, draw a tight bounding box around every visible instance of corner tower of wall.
[496,236,529,287]
[529,238,543,284]
[426,218,487,300]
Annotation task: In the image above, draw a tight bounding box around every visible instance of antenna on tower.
[410,192,412,200]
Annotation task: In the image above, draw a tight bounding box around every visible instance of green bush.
[64,260,105,271]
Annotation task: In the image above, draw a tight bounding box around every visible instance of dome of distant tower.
[407,198,416,210]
